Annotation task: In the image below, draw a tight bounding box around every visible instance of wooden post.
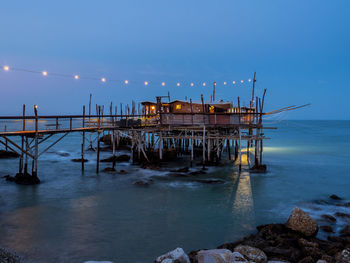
[238,127,242,171]
[227,139,231,160]
[33,105,39,178]
[202,125,206,168]
[190,130,194,167]
[89,93,92,120]
[82,105,85,172]
[19,104,25,173]
[96,106,101,173]
[159,131,163,160]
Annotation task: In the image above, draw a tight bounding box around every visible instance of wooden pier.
[0,78,290,184]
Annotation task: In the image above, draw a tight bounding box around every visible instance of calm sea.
[0,120,349,263]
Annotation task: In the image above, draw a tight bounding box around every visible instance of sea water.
[0,120,349,263]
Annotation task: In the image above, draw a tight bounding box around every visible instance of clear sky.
[0,0,349,119]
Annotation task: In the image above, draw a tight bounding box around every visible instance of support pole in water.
[190,130,194,167]
[33,105,39,178]
[202,125,206,169]
[82,105,85,172]
[96,106,101,174]
[19,104,25,174]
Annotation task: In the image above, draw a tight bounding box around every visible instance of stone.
[297,256,314,263]
[134,179,153,186]
[0,150,20,158]
[194,179,225,184]
[340,225,350,237]
[155,247,190,263]
[335,212,350,219]
[320,225,334,233]
[232,252,248,263]
[315,261,327,263]
[285,207,318,237]
[71,158,88,162]
[329,194,342,200]
[234,245,267,263]
[103,167,116,172]
[268,261,290,263]
[100,154,130,163]
[321,214,337,223]
[298,238,319,248]
[170,167,189,173]
[119,170,127,174]
[197,249,233,263]
[335,248,350,263]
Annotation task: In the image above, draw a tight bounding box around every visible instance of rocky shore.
[0,247,20,263]
[155,195,350,263]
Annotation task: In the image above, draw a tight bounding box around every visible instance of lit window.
[151,106,156,110]
[176,104,182,110]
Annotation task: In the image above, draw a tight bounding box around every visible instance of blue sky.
[0,0,349,119]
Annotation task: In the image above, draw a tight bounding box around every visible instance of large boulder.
[285,207,318,237]
[197,249,234,263]
[155,247,190,263]
[234,245,267,263]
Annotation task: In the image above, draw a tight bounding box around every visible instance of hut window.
[209,106,215,113]
[176,104,182,110]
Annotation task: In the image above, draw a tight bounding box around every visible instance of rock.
[285,207,319,237]
[340,225,350,237]
[155,247,190,263]
[167,173,189,178]
[119,170,127,174]
[170,167,189,173]
[194,179,225,184]
[232,252,248,262]
[100,154,130,163]
[335,248,350,263]
[0,247,20,263]
[234,245,267,263]
[320,225,334,233]
[84,261,114,263]
[5,173,40,185]
[336,202,350,208]
[57,151,70,157]
[250,164,267,173]
[297,256,314,263]
[189,170,207,176]
[335,212,350,219]
[321,214,337,223]
[71,158,88,162]
[134,179,153,186]
[298,238,319,248]
[268,261,290,263]
[0,150,20,159]
[197,249,234,263]
[330,194,342,200]
[315,260,327,263]
[103,167,116,172]
[262,247,298,261]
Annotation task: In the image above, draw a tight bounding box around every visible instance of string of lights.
[1,64,253,87]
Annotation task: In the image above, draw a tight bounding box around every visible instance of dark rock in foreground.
[194,179,225,184]
[100,154,130,163]
[330,194,343,200]
[250,164,267,173]
[71,158,88,162]
[170,167,189,173]
[4,173,40,185]
[0,247,20,263]
[0,150,20,159]
[173,206,350,263]
[134,179,153,186]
